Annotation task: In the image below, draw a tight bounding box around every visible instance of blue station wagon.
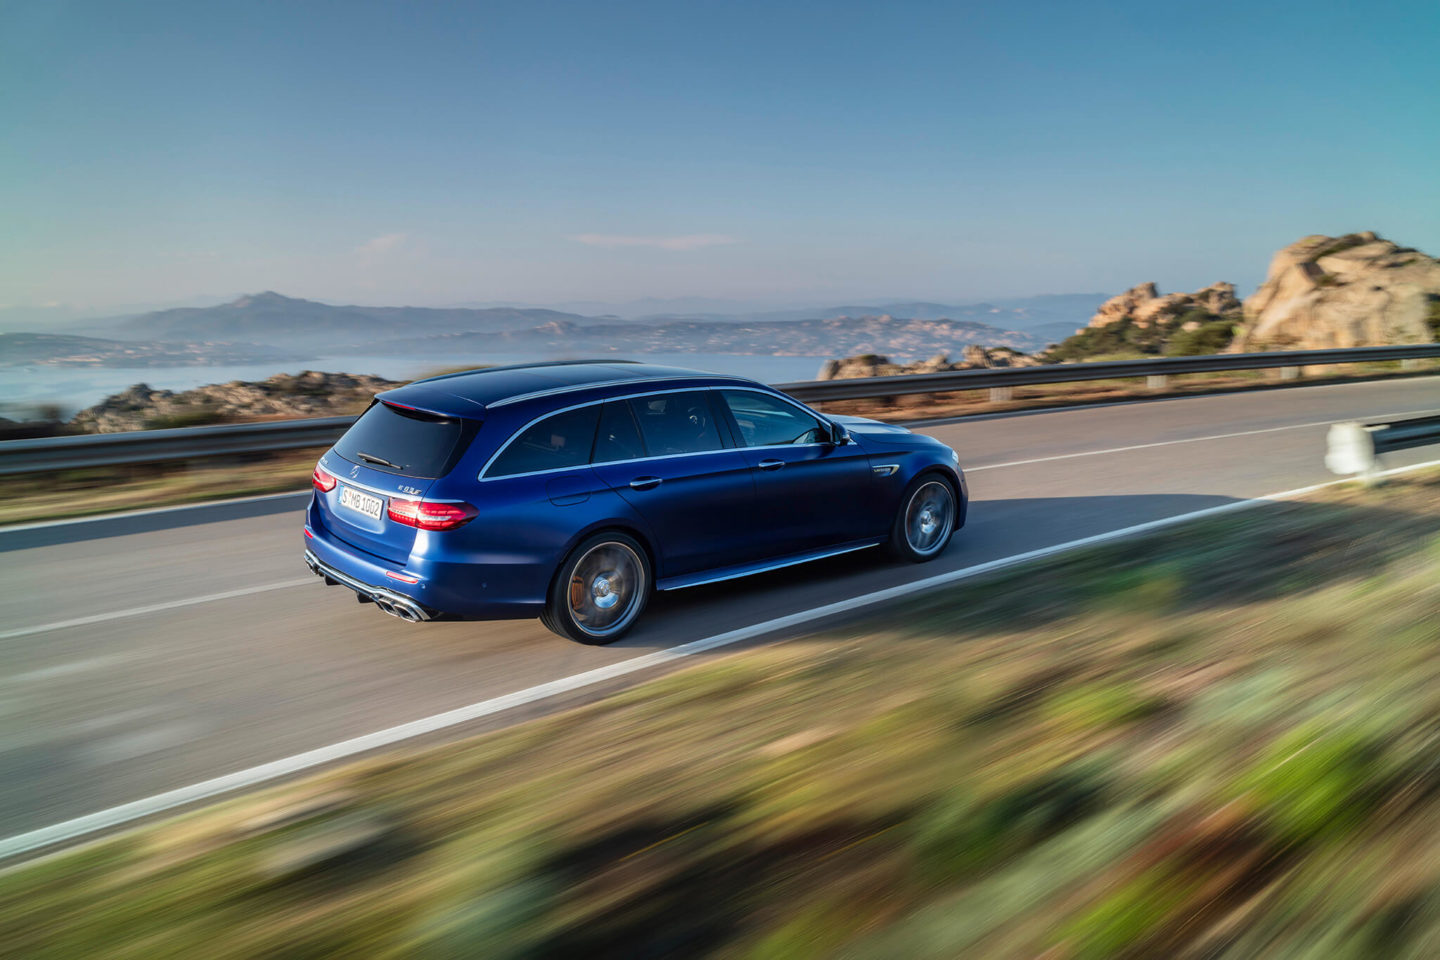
[304,361,967,643]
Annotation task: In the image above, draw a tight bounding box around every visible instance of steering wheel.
[683,404,709,433]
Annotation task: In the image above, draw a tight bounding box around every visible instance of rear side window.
[333,402,475,479]
[628,391,726,456]
[488,405,601,478]
[594,400,645,463]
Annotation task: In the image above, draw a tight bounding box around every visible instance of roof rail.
[409,359,637,385]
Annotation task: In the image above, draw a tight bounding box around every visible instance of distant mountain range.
[89,292,586,345]
[5,290,1106,368]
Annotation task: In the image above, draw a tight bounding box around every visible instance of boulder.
[1230,232,1440,351]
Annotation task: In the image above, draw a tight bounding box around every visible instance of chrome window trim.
[484,375,752,409]
[478,384,836,482]
[482,445,749,482]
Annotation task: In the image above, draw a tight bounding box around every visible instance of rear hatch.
[317,401,480,563]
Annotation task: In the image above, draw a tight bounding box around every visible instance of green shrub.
[1230,719,1383,846]
[1060,866,1196,959]
[1045,322,1135,361]
[1044,682,1166,733]
[143,407,227,430]
[910,762,1108,882]
[1082,562,1185,612]
[1166,319,1237,356]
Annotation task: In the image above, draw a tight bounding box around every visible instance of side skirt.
[656,539,883,592]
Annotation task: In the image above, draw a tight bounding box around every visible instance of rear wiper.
[356,451,404,469]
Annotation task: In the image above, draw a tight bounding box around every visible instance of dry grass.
[3,471,1440,958]
[0,449,323,525]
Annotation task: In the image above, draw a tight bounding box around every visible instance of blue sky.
[3,0,1437,311]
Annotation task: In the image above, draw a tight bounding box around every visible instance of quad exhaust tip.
[306,550,431,622]
[372,595,429,622]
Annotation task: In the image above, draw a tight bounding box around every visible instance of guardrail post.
[1325,422,1379,485]
[1279,366,1301,381]
[989,387,1013,403]
[1146,374,1169,390]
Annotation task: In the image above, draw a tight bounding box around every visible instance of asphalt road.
[2,377,1438,850]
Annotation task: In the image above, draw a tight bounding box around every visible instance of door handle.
[758,458,785,471]
[629,476,663,490]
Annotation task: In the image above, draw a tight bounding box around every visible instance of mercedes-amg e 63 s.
[304,362,967,643]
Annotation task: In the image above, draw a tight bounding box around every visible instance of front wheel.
[541,532,651,644]
[887,474,957,562]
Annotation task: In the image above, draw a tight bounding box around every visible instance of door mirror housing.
[827,421,852,445]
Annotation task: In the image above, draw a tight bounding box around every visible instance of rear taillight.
[386,499,478,531]
[312,465,337,492]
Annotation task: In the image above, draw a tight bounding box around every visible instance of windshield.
[332,402,477,479]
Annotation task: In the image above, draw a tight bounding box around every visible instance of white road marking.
[966,410,1440,472]
[3,455,1437,863]
[0,580,313,641]
[83,724,203,765]
[0,656,125,686]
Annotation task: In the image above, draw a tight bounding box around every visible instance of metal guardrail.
[1326,413,1440,481]
[0,416,357,476]
[776,344,1440,403]
[2,344,1438,476]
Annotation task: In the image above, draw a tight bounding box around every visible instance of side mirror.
[828,421,852,445]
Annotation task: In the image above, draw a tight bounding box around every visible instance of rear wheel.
[887,474,957,562]
[541,532,651,644]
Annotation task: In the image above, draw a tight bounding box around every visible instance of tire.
[887,473,958,562]
[541,531,652,644]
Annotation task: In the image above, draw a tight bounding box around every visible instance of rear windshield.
[333,402,477,479]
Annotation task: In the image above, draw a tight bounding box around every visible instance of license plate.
[338,485,384,520]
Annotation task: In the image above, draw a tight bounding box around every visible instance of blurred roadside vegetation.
[0,449,324,525]
[4,360,1437,526]
[4,471,1440,958]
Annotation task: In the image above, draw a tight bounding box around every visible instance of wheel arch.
[550,518,659,591]
[910,464,966,529]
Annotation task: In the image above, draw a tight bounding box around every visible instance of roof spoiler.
[373,394,480,420]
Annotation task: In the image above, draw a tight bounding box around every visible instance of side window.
[719,390,824,447]
[593,399,645,463]
[487,405,600,478]
[627,391,726,456]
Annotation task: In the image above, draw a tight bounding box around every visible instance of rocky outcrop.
[1230,232,1440,351]
[1047,281,1243,360]
[71,370,402,433]
[816,347,1041,380]
[1086,282,1241,331]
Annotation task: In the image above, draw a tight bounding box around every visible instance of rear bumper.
[304,495,548,619]
[305,549,435,622]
